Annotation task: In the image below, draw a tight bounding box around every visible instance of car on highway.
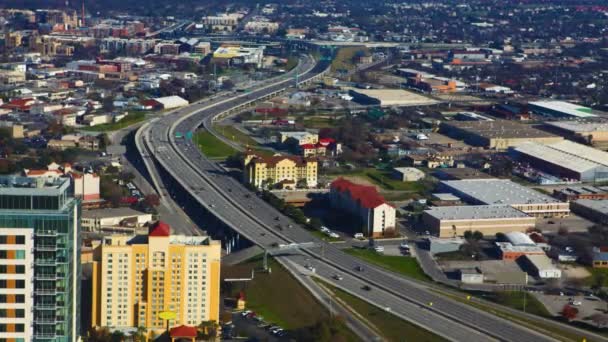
[333,274,343,281]
[355,265,364,272]
[361,285,372,291]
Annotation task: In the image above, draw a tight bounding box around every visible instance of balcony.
[35,259,57,266]
[36,231,58,237]
[35,245,58,252]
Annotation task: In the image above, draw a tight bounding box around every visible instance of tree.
[472,230,483,241]
[463,230,473,240]
[495,232,507,242]
[197,320,219,340]
[143,194,160,207]
[309,217,323,230]
[132,326,147,342]
[98,133,111,149]
[560,304,578,321]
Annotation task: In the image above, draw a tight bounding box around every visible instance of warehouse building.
[511,140,608,182]
[392,167,425,181]
[529,100,598,119]
[570,199,608,225]
[346,88,438,107]
[521,254,562,279]
[543,121,608,151]
[422,205,536,238]
[440,120,563,149]
[554,186,608,202]
[439,179,570,217]
[496,231,546,260]
[153,95,189,109]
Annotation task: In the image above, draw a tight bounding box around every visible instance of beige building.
[91,221,221,332]
[244,153,318,189]
[544,121,608,151]
[440,120,563,149]
[422,205,537,238]
[279,131,318,145]
[82,207,153,232]
[330,178,396,237]
[440,179,570,218]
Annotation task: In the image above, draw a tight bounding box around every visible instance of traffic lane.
[149,145,507,341]
[160,145,540,342]
[171,148,554,341]
[165,148,556,340]
[283,254,497,342]
[142,59,552,342]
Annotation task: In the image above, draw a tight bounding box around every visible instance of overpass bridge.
[136,52,598,342]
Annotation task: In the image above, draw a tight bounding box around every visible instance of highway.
[136,55,565,342]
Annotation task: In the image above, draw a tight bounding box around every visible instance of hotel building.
[90,221,221,332]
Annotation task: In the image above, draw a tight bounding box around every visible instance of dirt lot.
[536,214,595,233]
[561,265,591,279]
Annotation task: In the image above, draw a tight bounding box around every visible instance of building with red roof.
[170,325,197,341]
[329,178,396,237]
[149,220,171,236]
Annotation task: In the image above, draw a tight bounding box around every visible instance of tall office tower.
[0,176,80,342]
[91,221,221,333]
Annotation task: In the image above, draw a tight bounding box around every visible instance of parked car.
[354,233,364,239]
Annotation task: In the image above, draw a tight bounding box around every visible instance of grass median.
[344,248,430,282]
[319,280,446,342]
[194,130,238,159]
[222,256,360,341]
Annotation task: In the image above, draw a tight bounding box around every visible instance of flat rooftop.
[441,179,562,205]
[574,199,608,214]
[0,176,69,196]
[345,87,439,107]
[424,205,531,220]
[529,100,598,118]
[82,207,150,219]
[545,121,608,133]
[557,186,608,196]
[442,120,559,139]
[514,141,608,174]
[431,193,461,201]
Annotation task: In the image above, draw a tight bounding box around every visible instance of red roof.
[318,138,335,146]
[149,221,171,237]
[300,143,317,149]
[330,177,391,209]
[140,99,160,107]
[170,325,197,338]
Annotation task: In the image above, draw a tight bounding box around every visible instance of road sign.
[158,311,176,320]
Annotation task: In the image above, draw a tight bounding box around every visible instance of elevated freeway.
[136,54,597,342]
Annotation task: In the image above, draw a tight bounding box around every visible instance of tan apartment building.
[90,221,221,332]
[244,153,318,189]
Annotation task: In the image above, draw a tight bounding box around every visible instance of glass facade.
[0,177,80,342]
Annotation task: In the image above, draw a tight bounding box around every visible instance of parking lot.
[225,311,290,341]
[532,293,607,324]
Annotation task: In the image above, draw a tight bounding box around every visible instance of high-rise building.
[0,176,81,342]
[90,221,221,332]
